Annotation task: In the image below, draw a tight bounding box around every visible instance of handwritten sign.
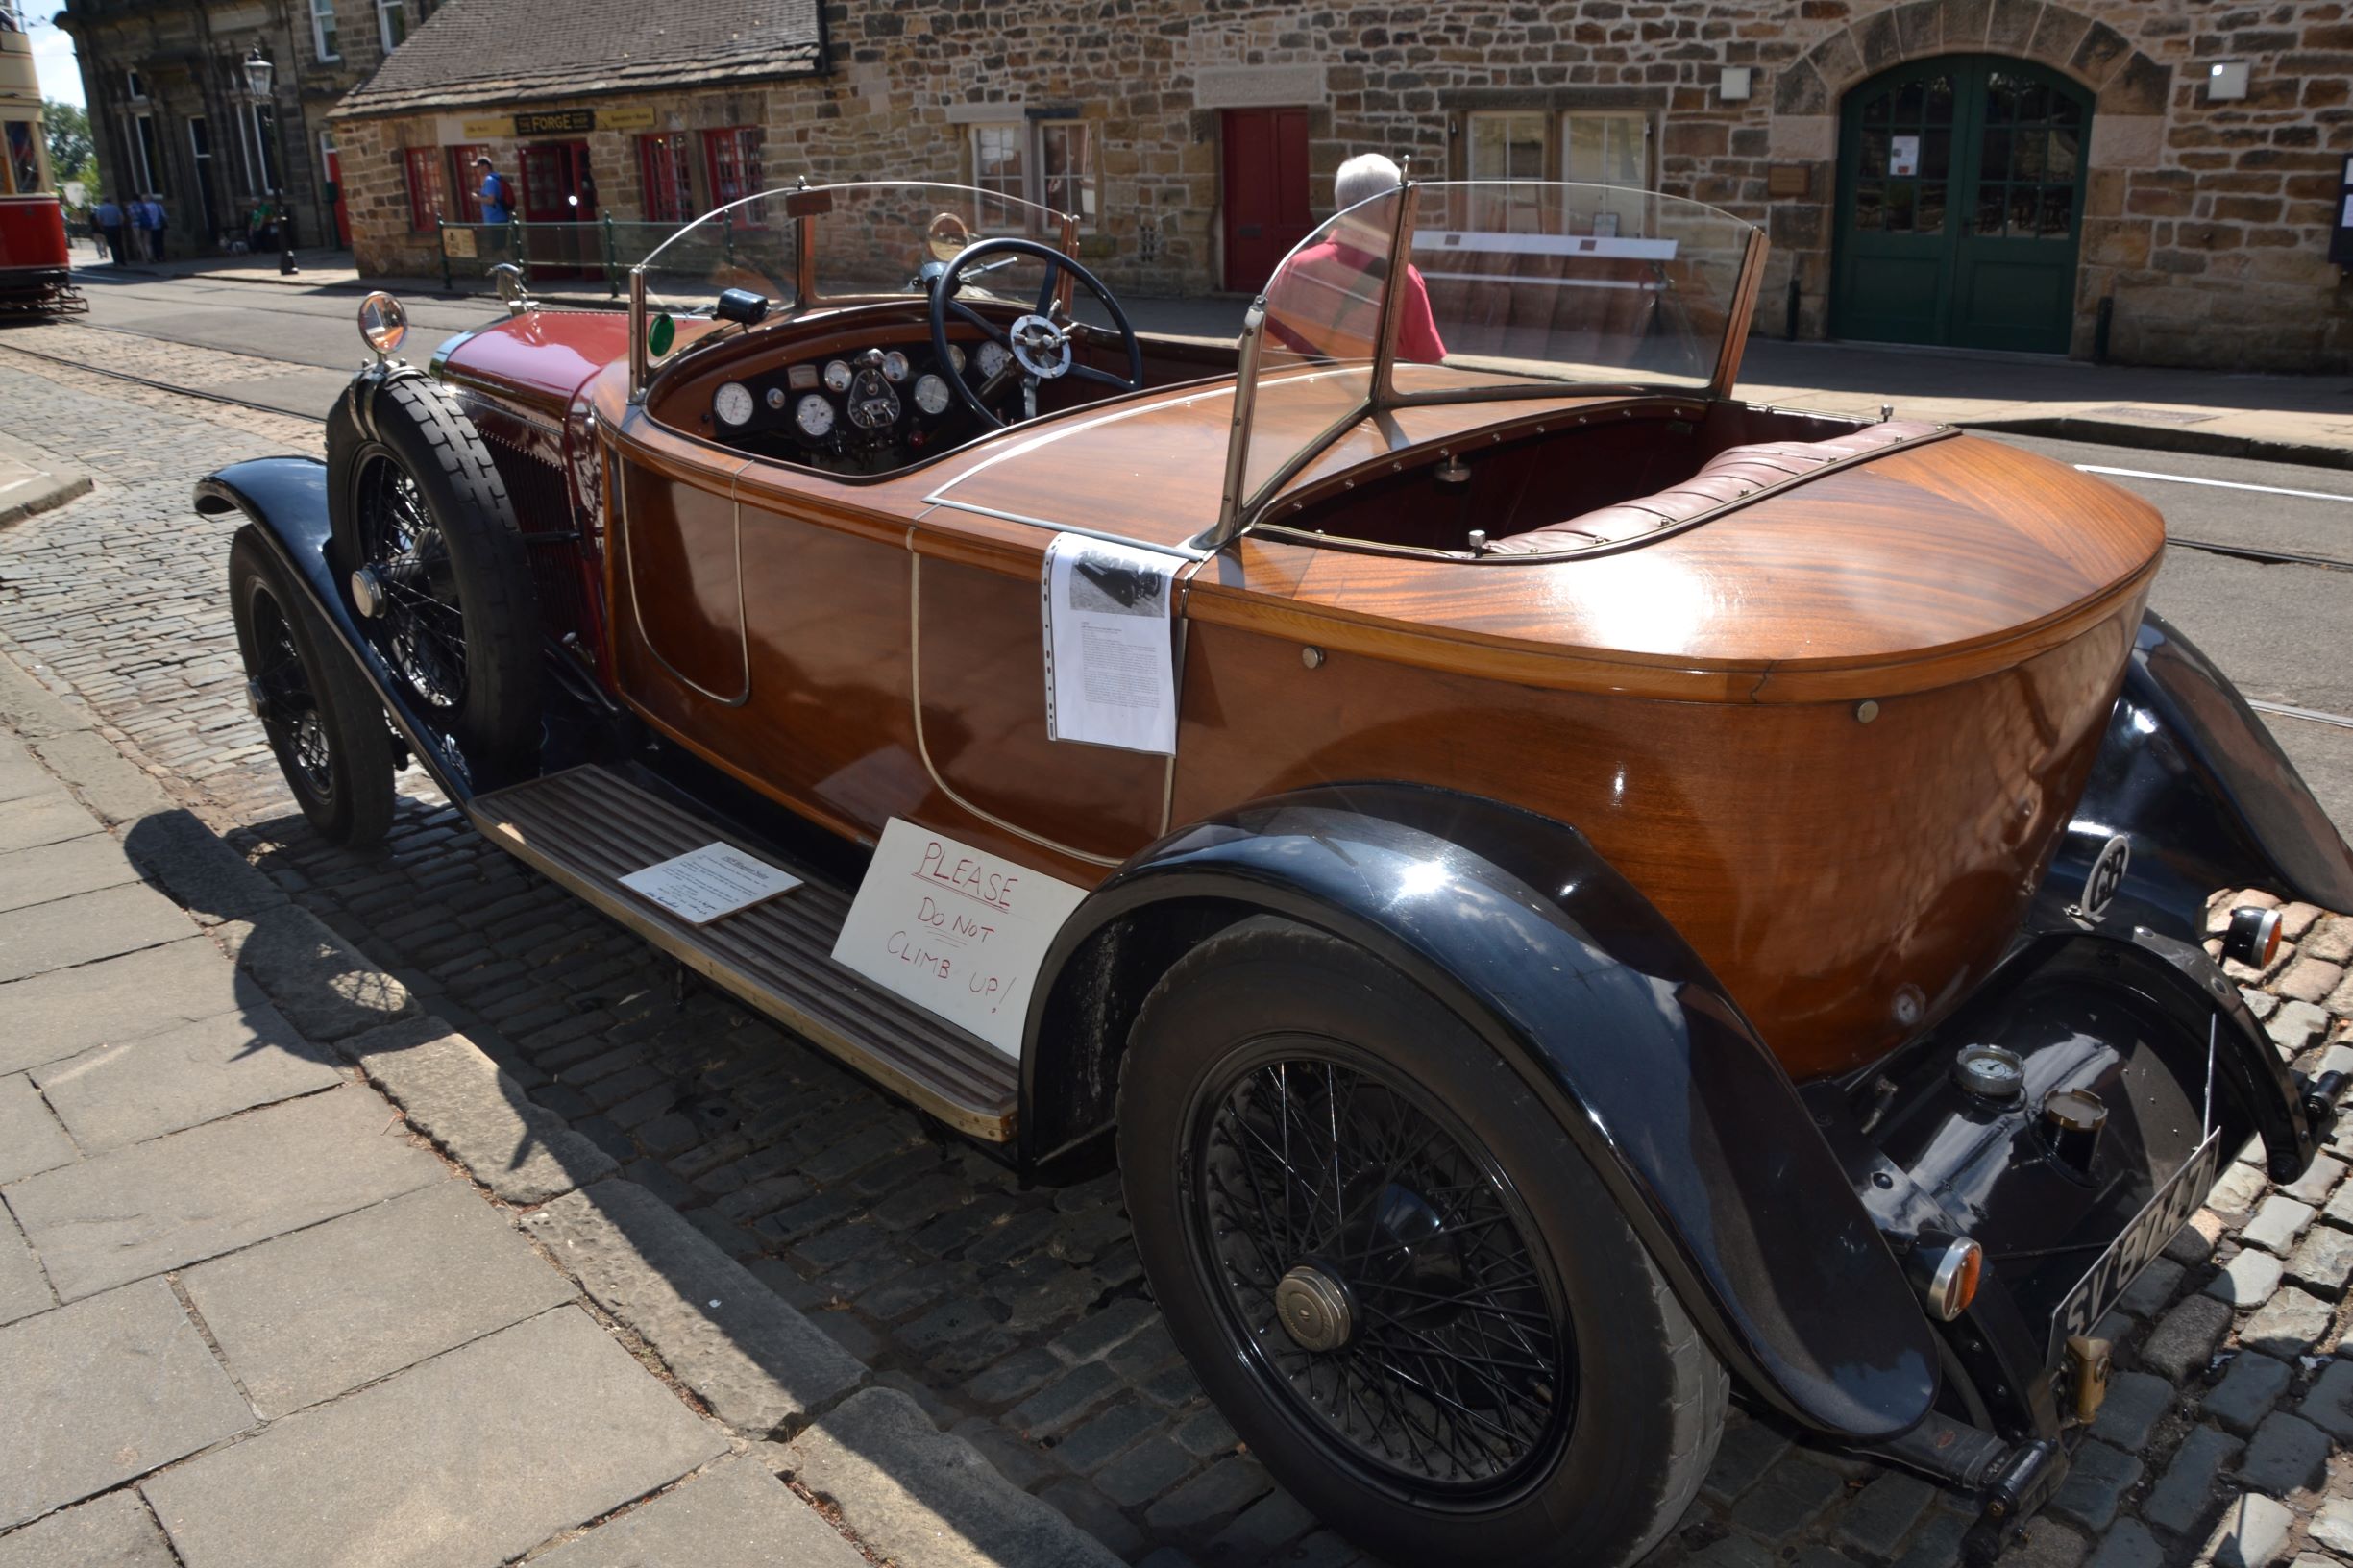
[619,843,801,925]
[831,820,1088,1059]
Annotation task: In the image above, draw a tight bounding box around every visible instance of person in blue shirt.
[475,157,512,257]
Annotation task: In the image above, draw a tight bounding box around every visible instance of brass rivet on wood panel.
[1302,647,1326,670]
[1856,699,1880,723]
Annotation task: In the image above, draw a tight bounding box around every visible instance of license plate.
[2047,1130,2221,1364]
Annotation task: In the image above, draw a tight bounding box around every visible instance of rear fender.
[195,455,477,803]
[2047,610,2353,945]
[1024,783,1940,1442]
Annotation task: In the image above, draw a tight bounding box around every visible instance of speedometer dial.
[914,374,951,416]
[976,341,1010,379]
[795,394,836,438]
[822,360,853,393]
[714,382,755,427]
[881,351,911,383]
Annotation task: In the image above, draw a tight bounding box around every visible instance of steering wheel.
[928,237,1144,429]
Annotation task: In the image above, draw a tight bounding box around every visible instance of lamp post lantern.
[241,47,298,276]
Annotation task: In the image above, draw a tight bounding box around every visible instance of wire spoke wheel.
[250,587,334,800]
[1188,1041,1575,1498]
[355,453,469,712]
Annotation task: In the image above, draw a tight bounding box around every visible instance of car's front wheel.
[229,527,394,846]
[1118,916,1727,1568]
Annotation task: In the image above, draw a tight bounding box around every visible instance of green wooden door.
[1831,58,2092,354]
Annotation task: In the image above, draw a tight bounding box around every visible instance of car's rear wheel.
[229,527,394,846]
[327,376,540,786]
[1118,916,1726,1568]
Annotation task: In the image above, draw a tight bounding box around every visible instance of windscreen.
[638,182,1072,326]
[1396,182,1755,396]
[1236,187,1402,508]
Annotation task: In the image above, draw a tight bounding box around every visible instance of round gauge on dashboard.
[947,344,968,375]
[822,360,853,393]
[713,381,755,428]
[881,351,911,383]
[976,341,1010,380]
[795,394,836,439]
[913,374,951,416]
[765,386,788,410]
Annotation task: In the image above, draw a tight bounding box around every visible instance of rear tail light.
[1908,1236,1984,1322]
[2224,906,2285,968]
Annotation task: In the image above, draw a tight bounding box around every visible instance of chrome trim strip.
[907,551,1123,870]
[923,500,1211,561]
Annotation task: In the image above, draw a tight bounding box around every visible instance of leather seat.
[1485,419,1940,554]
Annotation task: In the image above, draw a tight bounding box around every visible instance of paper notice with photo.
[619,843,802,925]
[1041,533,1182,755]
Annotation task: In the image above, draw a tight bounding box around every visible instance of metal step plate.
[470,765,1017,1140]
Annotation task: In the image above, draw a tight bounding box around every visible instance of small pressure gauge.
[822,359,853,393]
[765,385,788,410]
[947,344,968,375]
[1952,1043,2025,1103]
[713,382,754,427]
[881,350,911,383]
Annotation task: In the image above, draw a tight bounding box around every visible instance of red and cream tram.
[0,3,83,316]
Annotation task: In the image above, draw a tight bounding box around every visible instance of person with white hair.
[1263,152,1446,364]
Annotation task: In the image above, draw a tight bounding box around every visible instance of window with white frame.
[126,68,147,102]
[311,0,340,61]
[1563,111,1650,188]
[377,0,408,53]
[240,100,281,195]
[968,119,1098,230]
[130,112,164,194]
[1465,111,1546,182]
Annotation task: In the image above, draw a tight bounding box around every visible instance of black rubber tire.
[229,527,395,847]
[327,375,541,786]
[1117,916,1728,1568]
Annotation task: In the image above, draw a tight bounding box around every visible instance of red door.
[1221,108,1312,293]
[324,147,351,246]
[519,139,598,276]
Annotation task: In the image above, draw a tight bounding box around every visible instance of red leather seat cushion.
[1486,419,1939,554]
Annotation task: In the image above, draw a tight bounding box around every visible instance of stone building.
[57,0,444,258]
[331,0,2353,372]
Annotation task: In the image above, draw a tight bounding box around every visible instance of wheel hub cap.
[1273,1263,1353,1352]
[350,566,387,620]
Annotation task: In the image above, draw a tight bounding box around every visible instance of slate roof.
[332,0,824,117]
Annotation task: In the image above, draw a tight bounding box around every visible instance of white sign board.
[830,820,1089,1059]
[619,843,801,925]
[1890,135,1921,177]
[1041,533,1182,755]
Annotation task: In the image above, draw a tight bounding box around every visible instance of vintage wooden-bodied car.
[201,178,2353,1566]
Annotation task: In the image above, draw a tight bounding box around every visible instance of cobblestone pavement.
[6,331,2353,1568]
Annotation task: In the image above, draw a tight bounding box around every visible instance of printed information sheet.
[1041,533,1183,755]
[831,819,1089,1059]
[619,843,802,925]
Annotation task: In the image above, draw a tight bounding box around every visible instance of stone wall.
[335,0,2353,371]
[61,0,433,259]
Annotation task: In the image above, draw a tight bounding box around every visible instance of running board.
[468,765,1017,1140]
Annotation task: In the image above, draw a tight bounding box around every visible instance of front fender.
[1026,783,1939,1442]
[2048,610,2353,944]
[195,454,476,803]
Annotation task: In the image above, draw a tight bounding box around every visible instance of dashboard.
[701,338,1016,473]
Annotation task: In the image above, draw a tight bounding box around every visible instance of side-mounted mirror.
[490,262,534,317]
[715,287,770,327]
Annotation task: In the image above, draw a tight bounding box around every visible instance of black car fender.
[2047,610,2353,947]
[1023,782,1940,1443]
[195,454,476,803]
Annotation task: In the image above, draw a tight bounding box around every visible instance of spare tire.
[327,375,541,787]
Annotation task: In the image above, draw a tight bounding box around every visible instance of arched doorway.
[1830,57,2093,354]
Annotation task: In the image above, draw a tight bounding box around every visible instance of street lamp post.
[240,48,298,276]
